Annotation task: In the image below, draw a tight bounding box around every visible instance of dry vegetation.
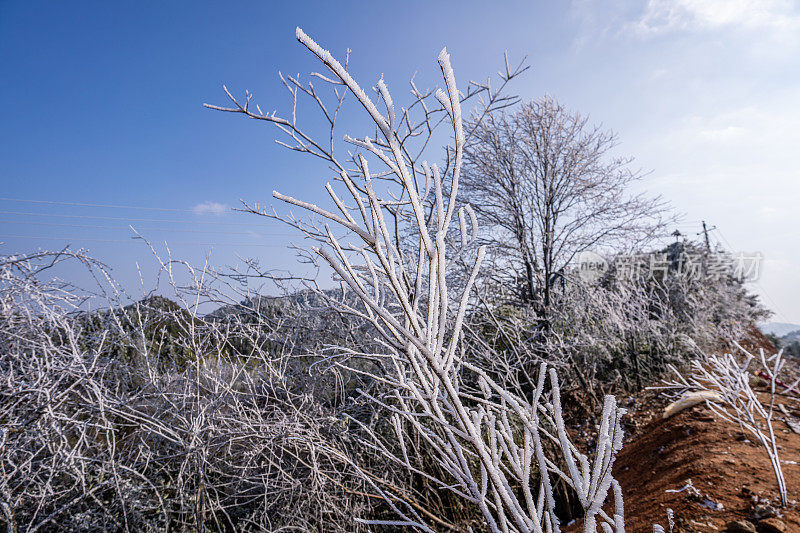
[0,30,789,533]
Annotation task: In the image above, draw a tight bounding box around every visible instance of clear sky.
[1,1,798,321]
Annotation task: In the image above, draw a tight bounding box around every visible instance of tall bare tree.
[462,96,667,321]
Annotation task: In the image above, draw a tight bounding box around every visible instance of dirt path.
[613,398,800,532]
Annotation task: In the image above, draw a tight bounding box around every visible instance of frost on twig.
[212,28,631,532]
[0,248,381,531]
[660,345,789,507]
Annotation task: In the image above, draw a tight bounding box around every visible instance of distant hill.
[760,322,800,337]
[207,287,379,355]
[759,322,800,358]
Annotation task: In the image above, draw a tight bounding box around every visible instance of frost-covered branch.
[212,28,630,533]
[660,345,789,507]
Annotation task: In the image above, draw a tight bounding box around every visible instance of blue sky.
[1,1,799,321]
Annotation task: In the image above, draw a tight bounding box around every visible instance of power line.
[0,234,287,247]
[0,197,226,213]
[714,227,794,322]
[0,219,295,236]
[755,283,793,324]
[711,227,736,251]
[0,210,276,227]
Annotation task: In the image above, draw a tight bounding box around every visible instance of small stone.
[725,520,756,532]
[750,504,778,521]
[785,418,800,434]
[757,517,786,533]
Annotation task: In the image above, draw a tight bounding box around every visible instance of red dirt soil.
[568,328,800,532]
[615,400,800,531]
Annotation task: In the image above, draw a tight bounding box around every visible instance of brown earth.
[616,398,800,532]
[567,327,800,532]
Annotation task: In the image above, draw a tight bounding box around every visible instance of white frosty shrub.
[660,345,791,508]
[210,28,633,532]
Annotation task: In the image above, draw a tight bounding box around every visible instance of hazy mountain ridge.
[761,322,800,358]
[761,321,800,337]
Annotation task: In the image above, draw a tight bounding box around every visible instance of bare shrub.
[659,344,792,507]
[210,28,632,532]
[0,249,376,531]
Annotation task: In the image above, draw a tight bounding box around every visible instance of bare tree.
[461,96,667,321]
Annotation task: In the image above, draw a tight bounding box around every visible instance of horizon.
[1,1,798,322]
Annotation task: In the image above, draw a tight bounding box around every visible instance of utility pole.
[699,221,716,252]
